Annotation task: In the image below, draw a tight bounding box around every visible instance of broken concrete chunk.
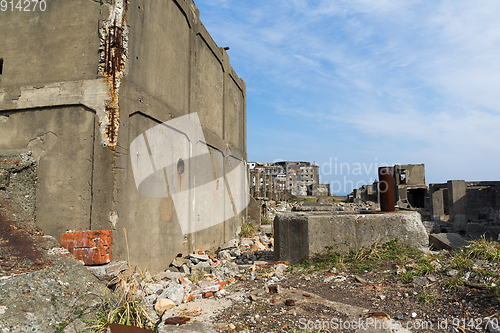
[219,242,237,251]
[85,261,128,281]
[187,253,209,262]
[191,261,211,275]
[217,250,231,261]
[179,264,190,274]
[429,233,466,250]
[154,299,175,316]
[171,257,185,268]
[412,276,431,286]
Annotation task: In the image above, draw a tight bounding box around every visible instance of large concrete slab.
[275,211,428,264]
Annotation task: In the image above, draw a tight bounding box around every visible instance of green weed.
[416,291,440,304]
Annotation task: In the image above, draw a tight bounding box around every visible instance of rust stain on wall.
[100,0,128,147]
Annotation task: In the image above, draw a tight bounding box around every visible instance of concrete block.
[60,230,113,265]
[429,233,466,250]
[275,211,428,264]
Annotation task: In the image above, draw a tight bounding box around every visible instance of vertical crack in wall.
[98,0,128,147]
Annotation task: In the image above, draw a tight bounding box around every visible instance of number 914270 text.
[1,0,46,11]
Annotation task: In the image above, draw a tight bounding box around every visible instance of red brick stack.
[59,230,113,265]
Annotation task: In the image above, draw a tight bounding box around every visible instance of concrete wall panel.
[0,107,94,235]
[193,36,224,138]
[225,76,245,151]
[0,0,100,87]
[0,0,246,271]
[127,0,191,114]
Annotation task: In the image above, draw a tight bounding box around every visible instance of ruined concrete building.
[430,181,500,234]
[0,0,247,270]
[352,164,427,208]
[248,161,330,198]
[350,164,500,240]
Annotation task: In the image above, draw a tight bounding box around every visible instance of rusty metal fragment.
[164,316,191,325]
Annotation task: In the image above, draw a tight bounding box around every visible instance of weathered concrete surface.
[0,0,247,271]
[429,233,467,250]
[0,107,94,237]
[0,0,101,87]
[275,211,428,264]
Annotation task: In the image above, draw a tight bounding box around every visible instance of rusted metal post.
[378,166,395,212]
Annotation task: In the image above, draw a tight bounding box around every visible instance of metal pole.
[378,166,395,212]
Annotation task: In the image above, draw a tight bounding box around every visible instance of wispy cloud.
[196,0,500,185]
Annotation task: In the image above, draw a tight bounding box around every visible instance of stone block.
[275,211,428,264]
[429,233,466,250]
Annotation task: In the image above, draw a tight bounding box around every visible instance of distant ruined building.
[248,161,330,199]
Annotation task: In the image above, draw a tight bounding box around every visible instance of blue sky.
[195,0,500,194]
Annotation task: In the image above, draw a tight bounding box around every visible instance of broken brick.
[59,230,112,265]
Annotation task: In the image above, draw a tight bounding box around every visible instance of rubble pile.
[87,234,291,326]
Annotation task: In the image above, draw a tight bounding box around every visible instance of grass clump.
[464,236,500,262]
[239,221,257,239]
[298,239,427,274]
[444,275,464,290]
[416,291,441,304]
[450,253,473,270]
[87,268,155,332]
[261,216,272,225]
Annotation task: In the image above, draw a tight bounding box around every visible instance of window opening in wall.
[400,171,406,184]
[0,58,3,75]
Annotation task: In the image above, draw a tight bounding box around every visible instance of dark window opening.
[0,58,3,75]
[407,188,426,208]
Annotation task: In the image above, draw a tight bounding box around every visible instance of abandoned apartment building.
[0,0,248,270]
[351,164,500,240]
[248,161,330,199]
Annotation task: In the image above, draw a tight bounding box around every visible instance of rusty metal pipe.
[378,166,395,212]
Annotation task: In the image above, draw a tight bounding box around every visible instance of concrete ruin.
[348,163,500,244]
[351,164,427,209]
[430,181,500,236]
[0,0,247,270]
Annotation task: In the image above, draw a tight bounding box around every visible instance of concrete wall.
[0,0,246,271]
[465,182,500,222]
